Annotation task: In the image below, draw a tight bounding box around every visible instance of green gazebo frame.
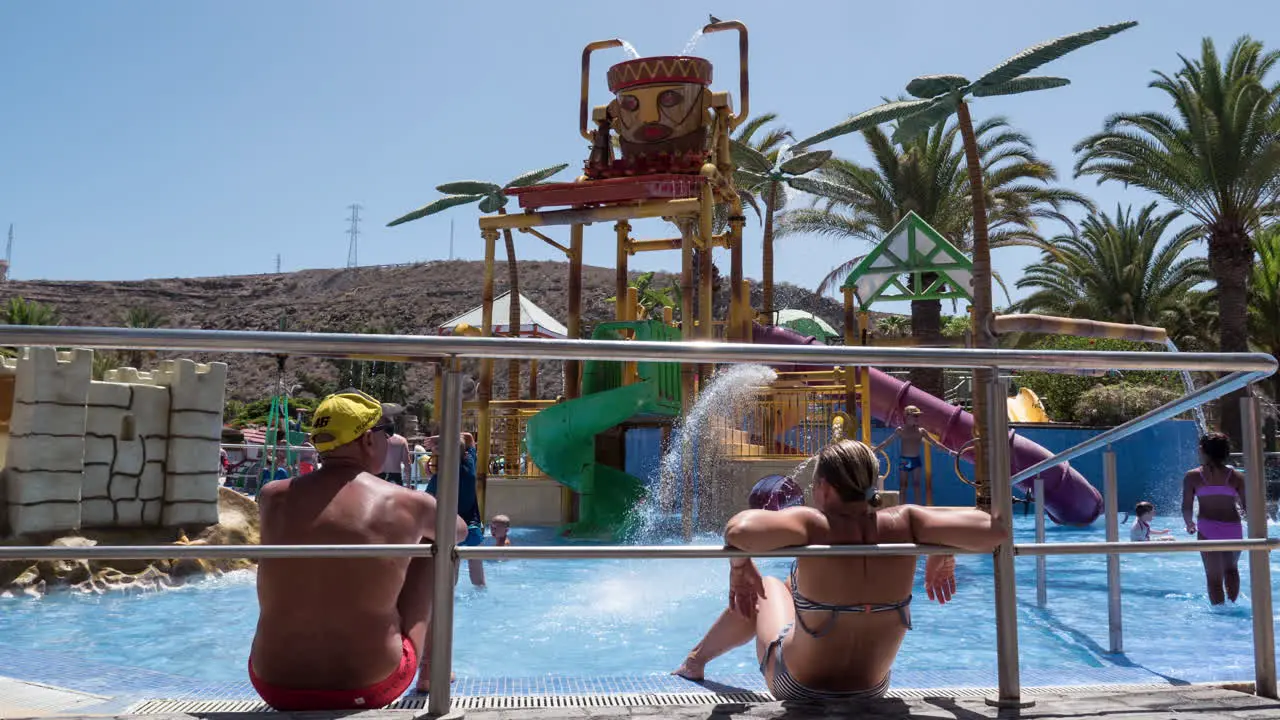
[841,211,973,308]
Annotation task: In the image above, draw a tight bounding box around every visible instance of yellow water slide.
[1007,386,1051,423]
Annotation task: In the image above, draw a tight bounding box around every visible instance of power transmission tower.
[275,253,282,273]
[346,204,362,268]
[2,224,11,281]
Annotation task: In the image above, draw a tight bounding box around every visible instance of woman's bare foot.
[672,657,705,682]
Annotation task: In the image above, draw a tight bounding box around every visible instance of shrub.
[1013,335,1183,422]
[1073,383,1180,426]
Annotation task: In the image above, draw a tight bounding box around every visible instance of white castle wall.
[0,348,227,537]
[4,348,91,536]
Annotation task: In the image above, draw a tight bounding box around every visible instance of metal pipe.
[1034,474,1046,607]
[700,19,749,128]
[1012,371,1270,484]
[580,39,623,140]
[987,375,1025,707]
[1014,538,1278,556]
[427,366,464,716]
[1242,396,1278,699]
[1103,448,1122,654]
[0,326,1272,374]
[0,537,1272,562]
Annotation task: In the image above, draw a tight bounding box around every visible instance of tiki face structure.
[606,56,712,166]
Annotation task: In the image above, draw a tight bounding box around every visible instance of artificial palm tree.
[387,164,569,401]
[1016,203,1209,326]
[732,113,832,317]
[793,21,1136,508]
[781,116,1089,396]
[1075,36,1280,444]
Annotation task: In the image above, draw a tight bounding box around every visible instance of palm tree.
[1016,203,1209,325]
[781,116,1089,396]
[875,315,910,338]
[387,164,569,400]
[1,297,60,326]
[121,306,168,369]
[1161,290,1218,353]
[1249,225,1280,420]
[732,114,832,317]
[1075,36,1280,444]
[793,21,1136,508]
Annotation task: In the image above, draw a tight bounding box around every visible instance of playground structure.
[393,21,1202,535]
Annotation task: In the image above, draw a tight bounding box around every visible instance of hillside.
[0,261,886,414]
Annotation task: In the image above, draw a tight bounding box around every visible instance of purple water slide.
[753,323,1102,525]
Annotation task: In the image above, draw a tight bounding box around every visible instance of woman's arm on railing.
[905,505,1008,552]
[724,507,824,552]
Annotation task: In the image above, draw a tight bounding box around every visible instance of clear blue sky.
[2,1,1272,314]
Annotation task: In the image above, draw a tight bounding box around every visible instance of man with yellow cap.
[249,389,467,711]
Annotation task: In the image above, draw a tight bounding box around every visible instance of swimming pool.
[0,514,1275,694]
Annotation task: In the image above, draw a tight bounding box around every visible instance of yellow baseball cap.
[310,388,402,453]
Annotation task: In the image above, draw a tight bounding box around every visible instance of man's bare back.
[252,467,436,688]
[248,389,465,711]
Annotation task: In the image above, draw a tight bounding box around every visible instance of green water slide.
[525,320,682,533]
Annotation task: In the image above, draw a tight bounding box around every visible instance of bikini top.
[1194,467,1241,500]
[788,561,912,638]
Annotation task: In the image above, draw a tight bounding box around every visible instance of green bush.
[1013,335,1183,423]
[1073,383,1181,427]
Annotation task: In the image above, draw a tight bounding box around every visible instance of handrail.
[0,538,1273,562]
[0,325,1273,373]
[1011,370,1267,484]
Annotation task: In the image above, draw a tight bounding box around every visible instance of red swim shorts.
[249,635,417,711]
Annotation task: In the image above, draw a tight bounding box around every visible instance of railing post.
[1242,395,1277,699]
[986,373,1030,708]
[1034,473,1047,607]
[1103,447,1122,654]
[427,361,464,718]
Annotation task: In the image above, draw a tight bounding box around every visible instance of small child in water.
[490,514,513,547]
[875,405,934,504]
[1129,501,1173,542]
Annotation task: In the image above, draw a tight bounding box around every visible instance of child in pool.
[1129,501,1173,542]
[874,405,934,504]
[490,514,513,547]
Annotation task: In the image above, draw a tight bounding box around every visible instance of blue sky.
[1,1,1272,314]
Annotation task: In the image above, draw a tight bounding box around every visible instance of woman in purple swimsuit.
[1181,432,1247,605]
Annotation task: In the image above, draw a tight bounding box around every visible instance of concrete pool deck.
[3,682,1280,720]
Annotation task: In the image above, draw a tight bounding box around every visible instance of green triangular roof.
[840,211,974,308]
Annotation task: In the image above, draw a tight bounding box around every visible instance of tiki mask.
[606,56,712,170]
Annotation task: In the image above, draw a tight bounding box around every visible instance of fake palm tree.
[733,119,832,317]
[794,21,1137,509]
[1075,36,1280,444]
[388,164,569,400]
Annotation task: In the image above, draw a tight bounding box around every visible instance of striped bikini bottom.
[760,624,890,703]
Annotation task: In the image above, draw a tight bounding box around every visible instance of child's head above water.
[1134,501,1155,521]
[490,514,511,537]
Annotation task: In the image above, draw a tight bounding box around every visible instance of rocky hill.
[0,261,885,415]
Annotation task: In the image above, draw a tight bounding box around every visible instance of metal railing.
[0,325,1274,716]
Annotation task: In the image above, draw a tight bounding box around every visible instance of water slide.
[1007,386,1051,423]
[753,324,1103,525]
[525,321,682,532]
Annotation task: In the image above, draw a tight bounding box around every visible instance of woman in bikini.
[674,439,1008,701]
[1181,432,1247,605]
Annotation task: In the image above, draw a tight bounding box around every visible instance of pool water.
[0,514,1275,689]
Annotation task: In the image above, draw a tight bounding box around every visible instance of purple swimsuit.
[1194,469,1243,540]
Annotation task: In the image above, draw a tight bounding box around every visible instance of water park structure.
[385,18,1210,536]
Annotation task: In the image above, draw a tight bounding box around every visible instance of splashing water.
[1164,339,1208,434]
[619,40,641,59]
[644,365,779,539]
[679,29,704,55]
